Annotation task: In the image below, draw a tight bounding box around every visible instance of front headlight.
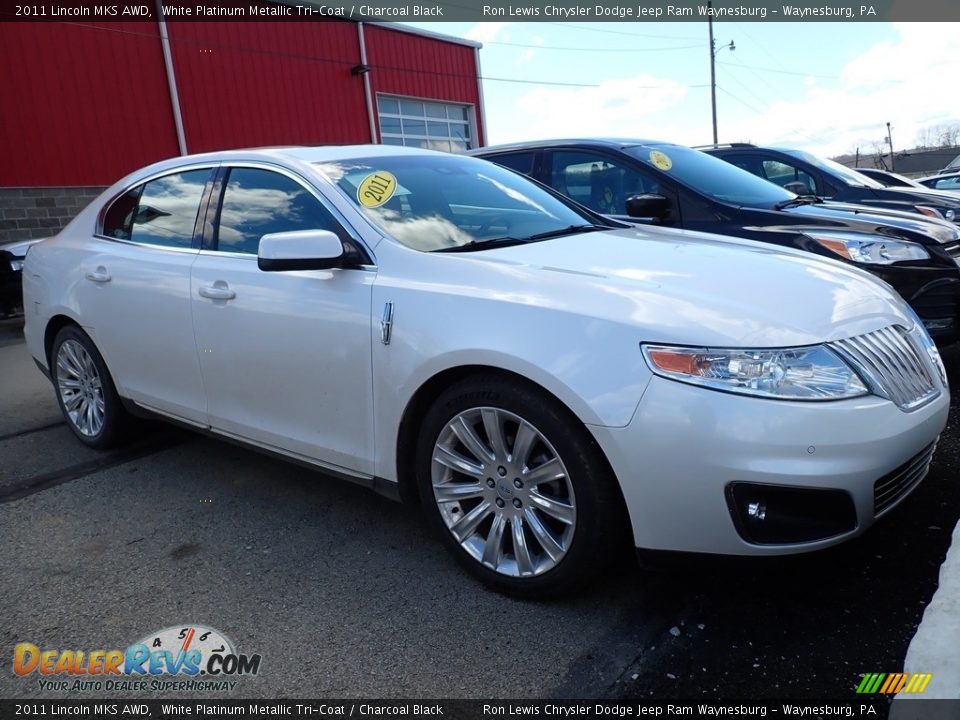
[641,344,869,400]
[10,259,24,272]
[810,234,929,264]
[916,205,943,220]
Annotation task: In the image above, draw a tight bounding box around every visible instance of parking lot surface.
[1,323,957,703]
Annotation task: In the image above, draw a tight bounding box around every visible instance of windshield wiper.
[433,236,528,253]
[433,224,611,253]
[524,224,612,241]
[774,195,824,210]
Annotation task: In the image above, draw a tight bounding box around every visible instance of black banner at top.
[2,0,960,22]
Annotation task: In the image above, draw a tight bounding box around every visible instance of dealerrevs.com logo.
[13,625,261,692]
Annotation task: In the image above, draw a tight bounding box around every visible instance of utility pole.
[886,122,895,171]
[708,2,734,146]
[709,2,717,145]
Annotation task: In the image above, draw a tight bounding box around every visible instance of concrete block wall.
[0,187,106,243]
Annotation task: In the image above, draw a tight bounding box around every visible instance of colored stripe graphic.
[857,672,933,694]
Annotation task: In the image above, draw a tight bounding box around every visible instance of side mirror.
[784,181,812,195]
[625,194,670,220]
[258,229,345,272]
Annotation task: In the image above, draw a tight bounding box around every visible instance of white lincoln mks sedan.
[23,146,950,597]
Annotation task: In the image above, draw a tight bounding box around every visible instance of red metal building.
[0,12,484,240]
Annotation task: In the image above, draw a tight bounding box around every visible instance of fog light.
[726,483,857,545]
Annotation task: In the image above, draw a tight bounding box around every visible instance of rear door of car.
[189,163,376,476]
[78,165,215,424]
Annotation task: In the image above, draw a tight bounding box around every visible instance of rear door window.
[102,169,211,248]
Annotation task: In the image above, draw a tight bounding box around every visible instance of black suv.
[703,143,960,225]
[469,139,960,342]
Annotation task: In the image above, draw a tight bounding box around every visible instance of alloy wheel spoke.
[452,416,495,464]
[529,490,575,525]
[481,514,507,569]
[511,516,536,575]
[481,408,509,461]
[433,481,484,503]
[64,342,85,375]
[84,401,96,435]
[450,500,493,543]
[63,391,84,411]
[57,354,81,380]
[524,507,565,563]
[511,422,538,468]
[433,445,485,478]
[523,457,565,486]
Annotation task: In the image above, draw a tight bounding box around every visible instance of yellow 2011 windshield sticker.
[357,171,398,208]
[650,150,673,171]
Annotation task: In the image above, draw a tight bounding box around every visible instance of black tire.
[50,324,132,450]
[416,374,628,598]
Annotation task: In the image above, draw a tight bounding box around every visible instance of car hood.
[871,185,960,210]
[461,226,916,348]
[783,201,960,244]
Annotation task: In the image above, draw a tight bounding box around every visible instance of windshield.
[313,154,597,252]
[783,149,885,189]
[624,144,796,208]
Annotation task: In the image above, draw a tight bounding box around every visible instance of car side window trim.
[204,161,375,267]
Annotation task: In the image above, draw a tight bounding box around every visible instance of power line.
[715,85,818,144]
[716,65,770,111]
[717,60,839,80]
[34,19,606,88]
[485,39,704,52]
[543,21,702,41]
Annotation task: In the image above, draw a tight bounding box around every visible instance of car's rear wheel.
[417,375,626,598]
[51,325,130,449]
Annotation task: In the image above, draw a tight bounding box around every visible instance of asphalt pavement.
[1,322,958,709]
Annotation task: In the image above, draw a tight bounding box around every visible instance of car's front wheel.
[417,375,626,598]
[51,325,131,449]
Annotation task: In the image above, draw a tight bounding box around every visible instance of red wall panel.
[168,20,371,153]
[1,19,482,187]
[364,25,483,147]
[0,21,180,186]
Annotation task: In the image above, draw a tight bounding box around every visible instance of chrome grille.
[874,441,937,516]
[831,326,938,411]
[945,242,960,263]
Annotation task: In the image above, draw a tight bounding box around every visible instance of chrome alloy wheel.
[431,407,577,577]
[56,339,105,437]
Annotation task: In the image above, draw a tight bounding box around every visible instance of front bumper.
[590,375,950,556]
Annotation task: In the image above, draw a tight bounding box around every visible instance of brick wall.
[0,187,106,243]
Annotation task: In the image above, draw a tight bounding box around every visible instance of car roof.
[114,145,466,186]
[468,138,680,154]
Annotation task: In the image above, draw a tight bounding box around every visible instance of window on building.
[377,96,475,153]
[215,168,341,255]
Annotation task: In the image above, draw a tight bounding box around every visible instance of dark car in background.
[0,238,42,318]
[703,143,960,226]
[470,138,960,341]
[856,168,929,189]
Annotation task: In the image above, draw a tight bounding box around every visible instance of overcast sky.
[404,20,960,160]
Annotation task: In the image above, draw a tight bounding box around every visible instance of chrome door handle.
[198,285,236,301]
[84,269,111,283]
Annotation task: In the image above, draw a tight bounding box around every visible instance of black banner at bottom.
[1,699,957,720]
